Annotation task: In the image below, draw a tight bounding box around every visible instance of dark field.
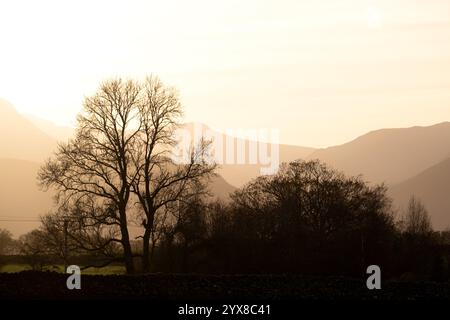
[1,272,450,301]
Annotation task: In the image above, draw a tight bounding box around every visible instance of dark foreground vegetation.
[5,160,449,281]
[2,160,450,281]
[1,272,450,300]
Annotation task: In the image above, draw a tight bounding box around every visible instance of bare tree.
[39,197,123,268]
[0,229,14,255]
[403,195,432,236]
[39,79,141,273]
[132,76,217,272]
[230,160,395,273]
[39,76,216,274]
[19,230,56,271]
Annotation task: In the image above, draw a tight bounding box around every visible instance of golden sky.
[1,0,450,147]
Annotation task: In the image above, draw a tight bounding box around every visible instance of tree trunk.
[182,240,189,272]
[122,239,135,274]
[150,236,157,270]
[142,229,151,273]
[119,205,135,274]
[141,210,156,273]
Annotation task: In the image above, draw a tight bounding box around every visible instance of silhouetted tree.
[38,76,215,274]
[19,230,56,271]
[227,160,395,275]
[0,229,16,268]
[151,160,395,275]
[403,196,432,236]
[39,197,123,268]
[39,79,141,273]
[0,229,14,255]
[395,196,437,278]
[131,76,216,272]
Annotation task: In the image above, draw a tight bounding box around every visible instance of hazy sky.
[1,0,450,147]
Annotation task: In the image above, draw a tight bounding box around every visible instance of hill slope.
[182,123,316,187]
[308,122,450,185]
[0,99,57,162]
[389,158,450,230]
[0,158,53,237]
[208,175,237,201]
[25,114,75,143]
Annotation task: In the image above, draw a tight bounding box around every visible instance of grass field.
[0,264,125,275]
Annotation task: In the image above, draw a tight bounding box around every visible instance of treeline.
[150,160,450,280]
[1,76,449,280]
[3,160,449,281]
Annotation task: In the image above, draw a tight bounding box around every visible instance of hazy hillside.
[25,114,75,143]
[0,99,57,162]
[182,123,316,187]
[208,174,237,201]
[0,158,53,237]
[390,158,450,231]
[308,122,450,185]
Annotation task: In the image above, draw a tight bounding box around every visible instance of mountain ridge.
[308,121,450,185]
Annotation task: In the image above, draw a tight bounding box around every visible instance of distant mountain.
[208,174,237,201]
[182,123,316,187]
[389,158,450,231]
[25,114,75,143]
[0,99,57,162]
[0,158,53,237]
[308,122,450,185]
[215,144,317,188]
